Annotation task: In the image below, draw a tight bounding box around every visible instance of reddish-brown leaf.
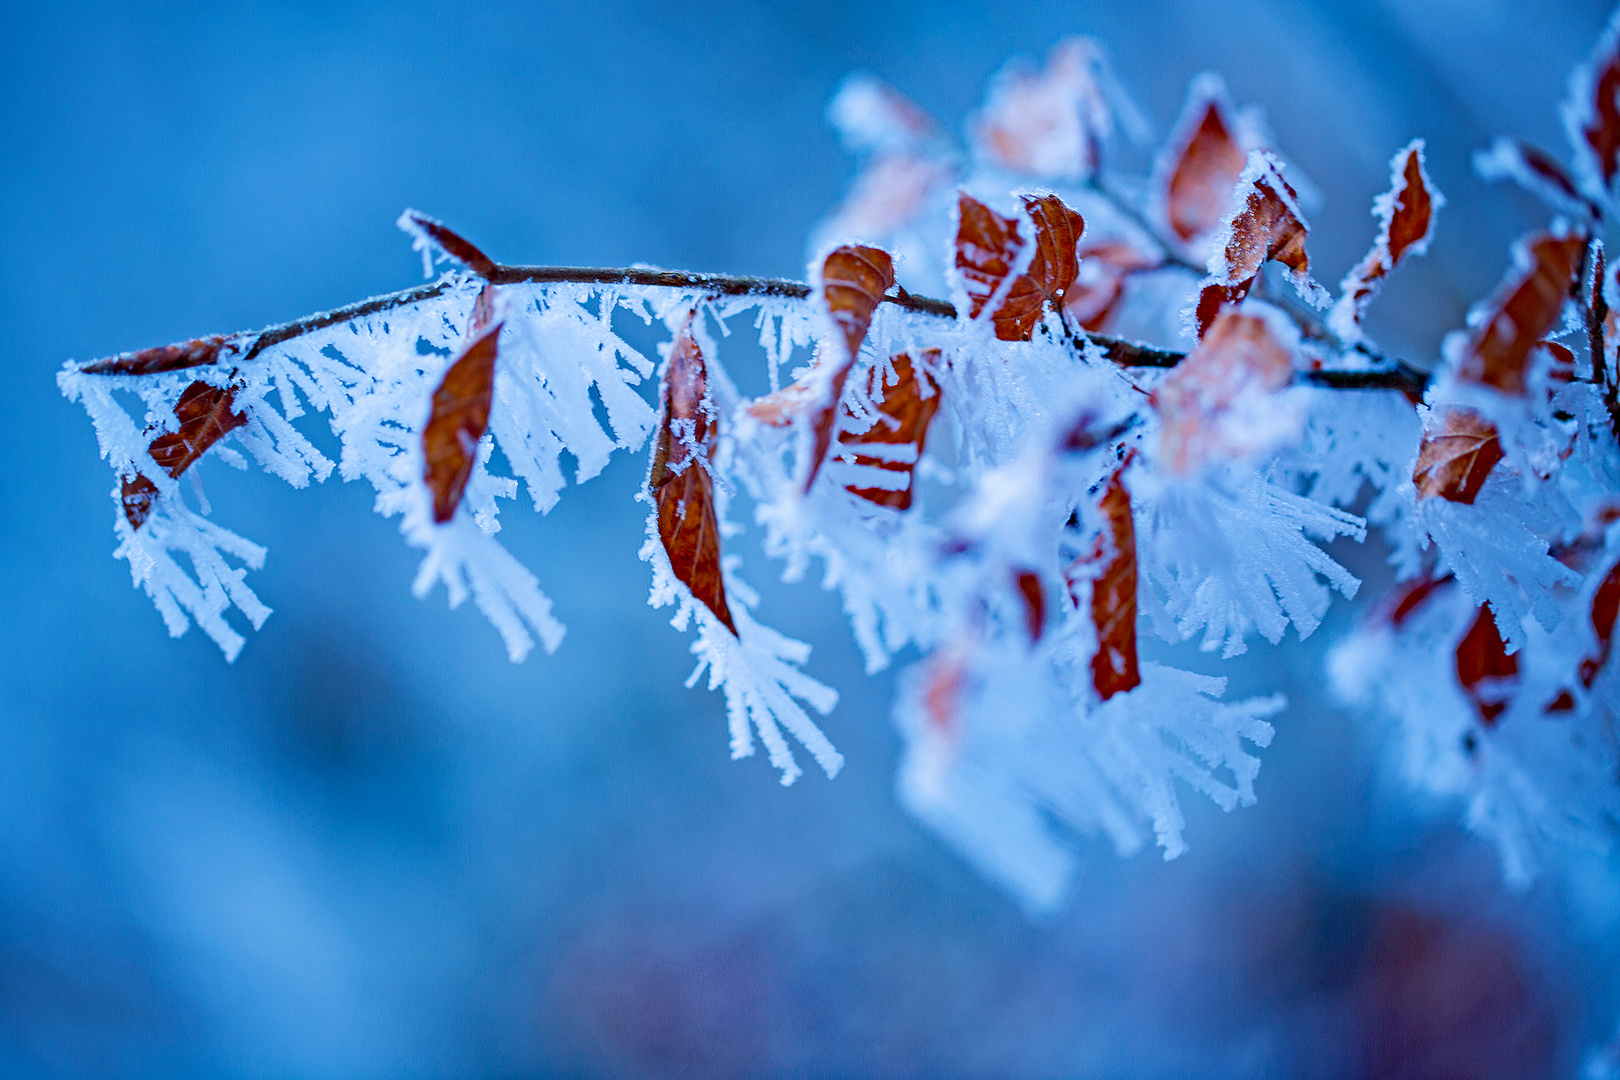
[423,322,501,524]
[744,377,820,428]
[147,381,249,480]
[1165,95,1249,242]
[1580,560,1620,687]
[955,192,1085,341]
[821,244,895,363]
[1572,26,1620,195]
[1455,233,1585,394]
[838,350,943,510]
[1338,141,1440,326]
[120,474,160,530]
[1221,163,1309,274]
[401,210,498,279]
[82,335,229,376]
[650,314,736,635]
[1456,604,1518,726]
[921,649,967,741]
[1542,340,1577,384]
[1087,465,1140,701]
[1154,307,1295,474]
[1386,574,1455,629]
[972,38,1111,180]
[1386,146,1438,266]
[1013,570,1045,643]
[120,380,250,530]
[1196,157,1314,336]
[1064,239,1158,330]
[1482,138,1589,212]
[1413,409,1505,504]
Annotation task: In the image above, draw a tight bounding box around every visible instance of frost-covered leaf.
[148,381,250,481]
[650,312,735,635]
[1562,8,1620,202]
[1474,137,1596,218]
[820,244,895,363]
[837,350,943,510]
[1013,570,1046,643]
[1413,408,1505,504]
[81,335,231,376]
[1154,304,1298,474]
[1578,558,1620,686]
[398,209,498,279]
[1196,152,1326,334]
[970,37,1138,181]
[423,320,502,524]
[1085,464,1140,700]
[954,192,1085,341]
[1331,140,1443,337]
[1453,231,1585,394]
[1064,239,1158,330]
[827,73,940,156]
[1456,603,1519,725]
[1161,76,1252,243]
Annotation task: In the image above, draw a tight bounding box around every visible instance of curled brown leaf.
[1455,232,1585,395]
[1200,156,1313,338]
[650,314,736,635]
[1337,141,1441,328]
[822,244,896,363]
[147,382,249,480]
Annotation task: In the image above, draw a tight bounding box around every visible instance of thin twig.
[77,262,1427,392]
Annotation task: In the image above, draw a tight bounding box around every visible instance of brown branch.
[75,263,1427,392]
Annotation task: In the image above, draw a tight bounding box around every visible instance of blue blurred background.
[5,1,1620,1075]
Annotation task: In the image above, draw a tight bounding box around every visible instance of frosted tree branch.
[75,263,1428,392]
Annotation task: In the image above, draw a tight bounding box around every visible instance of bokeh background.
[5,1,1620,1076]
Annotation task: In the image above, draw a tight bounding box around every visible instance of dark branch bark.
[76,263,1428,392]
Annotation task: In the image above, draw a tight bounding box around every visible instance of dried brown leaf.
[402,210,498,279]
[1455,603,1518,726]
[1338,142,1441,326]
[122,380,250,530]
[1455,232,1585,394]
[423,322,501,524]
[822,244,895,363]
[1412,408,1504,504]
[954,192,1085,341]
[147,381,249,480]
[120,474,160,530]
[82,335,229,376]
[1087,465,1140,700]
[1570,23,1620,196]
[1154,307,1295,474]
[1063,239,1158,330]
[839,350,943,510]
[650,314,736,635]
[1014,570,1046,643]
[1197,156,1316,336]
[1165,96,1249,242]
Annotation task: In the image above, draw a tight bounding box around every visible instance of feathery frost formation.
[61,17,1620,936]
